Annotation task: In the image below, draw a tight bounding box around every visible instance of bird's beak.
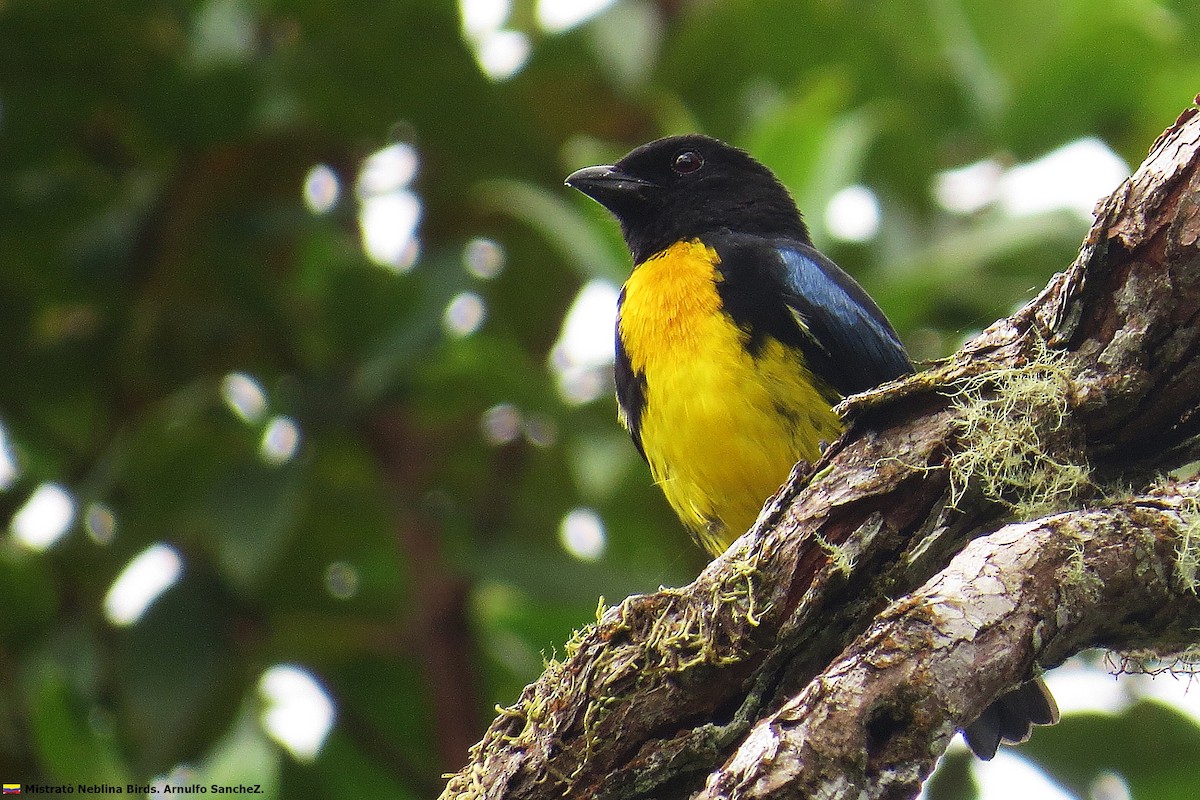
[565,165,658,207]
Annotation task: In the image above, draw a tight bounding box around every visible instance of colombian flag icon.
[2,785,20,795]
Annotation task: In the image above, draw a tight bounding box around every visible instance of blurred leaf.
[287,728,421,800]
[587,0,662,89]
[0,549,58,645]
[208,463,304,594]
[1022,700,1200,800]
[193,702,283,800]
[745,77,884,243]
[476,178,629,284]
[116,572,241,773]
[24,653,129,784]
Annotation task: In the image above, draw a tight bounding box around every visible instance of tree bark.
[696,488,1200,799]
[440,100,1200,800]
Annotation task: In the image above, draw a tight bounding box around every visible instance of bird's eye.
[672,150,704,175]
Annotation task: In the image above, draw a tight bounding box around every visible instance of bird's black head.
[565,134,810,263]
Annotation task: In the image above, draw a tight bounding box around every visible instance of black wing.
[774,241,912,394]
[614,286,648,462]
[713,234,912,397]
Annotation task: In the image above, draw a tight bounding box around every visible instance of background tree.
[2,1,1200,798]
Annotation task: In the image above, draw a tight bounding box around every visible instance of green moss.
[947,340,1091,519]
[815,532,857,576]
[1173,495,1200,594]
[466,552,769,796]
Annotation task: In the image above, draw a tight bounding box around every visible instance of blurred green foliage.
[2,1,1199,798]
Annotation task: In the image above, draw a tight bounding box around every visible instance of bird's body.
[616,237,843,552]
[566,133,1058,760]
[569,134,910,554]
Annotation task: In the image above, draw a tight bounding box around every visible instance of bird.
[566,133,911,553]
[565,133,1057,759]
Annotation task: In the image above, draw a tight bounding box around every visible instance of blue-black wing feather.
[774,242,912,394]
[614,286,649,462]
[712,234,912,397]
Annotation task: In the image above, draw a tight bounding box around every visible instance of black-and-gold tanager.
[566,133,1057,759]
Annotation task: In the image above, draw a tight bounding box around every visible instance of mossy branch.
[441,101,1200,800]
[697,482,1200,800]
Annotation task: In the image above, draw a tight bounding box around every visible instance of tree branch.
[698,484,1200,799]
[440,99,1200,800]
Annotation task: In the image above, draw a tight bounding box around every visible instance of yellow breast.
[618,240,843,555]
